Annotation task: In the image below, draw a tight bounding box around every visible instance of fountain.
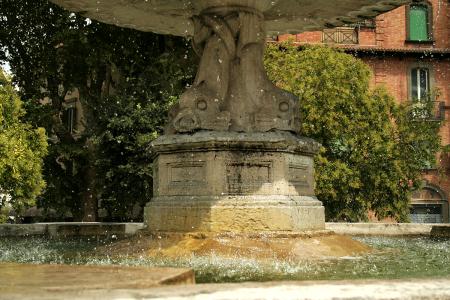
[49,0,412,259]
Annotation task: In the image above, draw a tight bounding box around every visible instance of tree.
[0,0,196,221]
[93,51,193,221]
[0,69,48,222]
[265,43,442,221]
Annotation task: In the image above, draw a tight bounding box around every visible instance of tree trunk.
[81,143,97,222]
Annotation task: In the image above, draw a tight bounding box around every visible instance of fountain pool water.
[1,235,449,283]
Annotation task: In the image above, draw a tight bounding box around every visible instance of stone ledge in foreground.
[118,279,450,300]
[3,278,450,300]
[1,222,449,238]
[326,222,450,237]
[0,263,194,294]
[0,222,145,237]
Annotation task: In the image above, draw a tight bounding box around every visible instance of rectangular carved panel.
[226,161,273,194]
[288,163,310,188]
[168,162,206,188]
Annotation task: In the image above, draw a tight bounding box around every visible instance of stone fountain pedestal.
[144,131,324,232]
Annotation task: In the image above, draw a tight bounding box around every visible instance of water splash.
[1,236,450,283]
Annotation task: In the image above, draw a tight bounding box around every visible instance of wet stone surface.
[430,224,450,238]
[0,263,194,295]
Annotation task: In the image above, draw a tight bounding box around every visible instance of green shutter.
[409,6,428,41]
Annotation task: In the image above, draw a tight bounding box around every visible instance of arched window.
[410,185,448,223]
[407,3,432,42]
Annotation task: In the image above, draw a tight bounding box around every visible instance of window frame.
[65,106,76,133]
[61,98,78,134]
[405,1,433,43]
[410,184,449,223]
[411,67,430,101]
[408,63,434,101]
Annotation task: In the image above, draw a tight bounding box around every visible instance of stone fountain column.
[144,6,324,232]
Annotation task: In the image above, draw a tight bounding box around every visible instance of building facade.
[277,0,450,223]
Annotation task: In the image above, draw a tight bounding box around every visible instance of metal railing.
[409,100,445,121]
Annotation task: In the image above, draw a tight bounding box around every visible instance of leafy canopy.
[0,69,48,222]
[265,43,442,221]
[0,0,196,221]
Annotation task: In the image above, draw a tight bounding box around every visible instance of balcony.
[322,27,358,44]
[409,100,445,121]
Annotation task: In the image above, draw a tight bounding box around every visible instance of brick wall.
[278,32,322,43]
[358,28,377,46]
[284,0,449,48]
[376,0,450,49]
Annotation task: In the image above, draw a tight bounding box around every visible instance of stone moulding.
[150,131,321,157]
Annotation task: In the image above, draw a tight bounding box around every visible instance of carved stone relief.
[168,161,207,188]
[166,7,300,134]
[288,163,310,188]
[226,160,273,194]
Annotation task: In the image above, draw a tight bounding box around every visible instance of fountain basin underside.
[145,132,324,232]
[50,0,411,37]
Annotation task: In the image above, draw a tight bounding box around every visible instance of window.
[411,67,429,100]
[410,204,443,223]
[410,186,448,223]
[407,3,432,41]
[62,106,76,133]
[408,66,441,121]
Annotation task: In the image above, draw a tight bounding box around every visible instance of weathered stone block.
[430,225,450,238]
[145,132,324,232]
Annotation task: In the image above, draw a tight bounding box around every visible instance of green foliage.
[89,29,195,221]
[0,70,48,222]
[94,97,157,221]
[0,0,195,221]
[265,43,442,221]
